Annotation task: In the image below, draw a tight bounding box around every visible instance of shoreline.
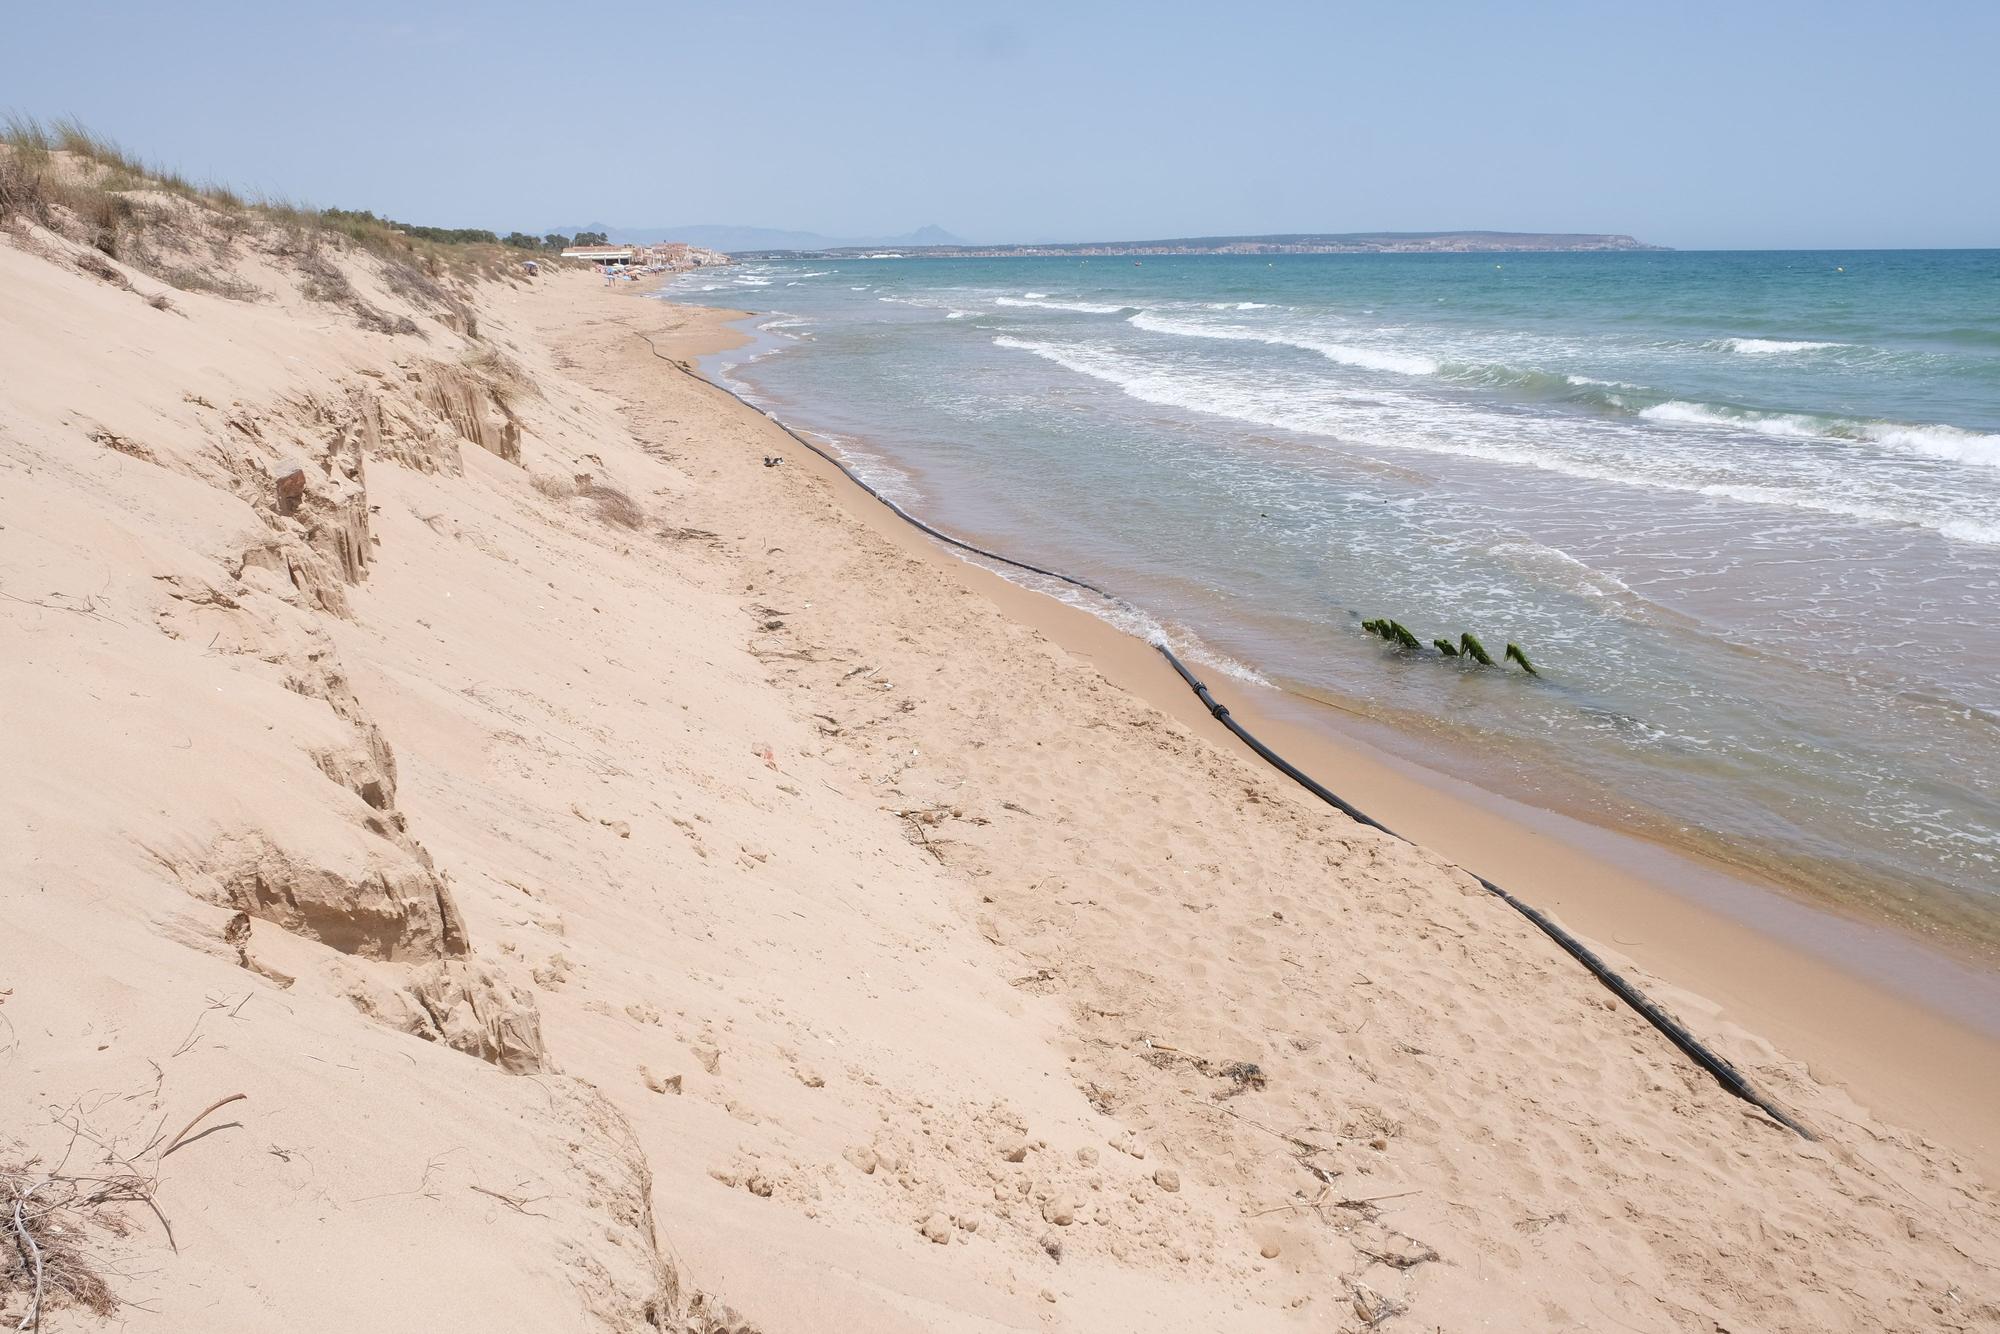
[647,291,2000,1175]
[696,281,2000,968]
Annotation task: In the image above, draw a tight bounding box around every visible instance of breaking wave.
[995,296,1133,314]
[1127,310,1439,376]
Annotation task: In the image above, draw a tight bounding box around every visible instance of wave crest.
[1713,337,1849,355]
[1127,310,1439,376]
[995,296,1132,314]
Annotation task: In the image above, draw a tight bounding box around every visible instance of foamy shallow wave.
[1643,401,2000,467]
[994,296,1132,314]
[991,335,2000,546]
[1128,310,1439,376]
[1715,337,1850,355]
[992,566,1270,685]
[1206,301,1273,310]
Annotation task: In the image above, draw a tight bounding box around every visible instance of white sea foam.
[994,296,1131,314]
[1938,517,2000,545]
[1866,424,2000,469]
[733,276,773,287]
[1128,310,1439,376]
[990,335,2000,547]
[1488,540,1640,606]
[945,310,973,319]
[1716,337,1849,355]
[990,564,1271,685]
[1643,402,2000,467]
[799,270,832,277]
[1206,301,1273,310]
[1641,401,1825,437]
[1022,291,1049,299]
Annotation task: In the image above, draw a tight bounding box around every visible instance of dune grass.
[0,116,551,309]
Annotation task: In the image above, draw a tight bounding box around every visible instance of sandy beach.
[5,182,1999,1331]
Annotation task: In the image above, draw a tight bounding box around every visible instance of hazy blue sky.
[5,1,1995,249]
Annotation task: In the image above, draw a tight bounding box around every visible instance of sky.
[4,0,1996,250]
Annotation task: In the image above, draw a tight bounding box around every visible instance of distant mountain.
[548,223,968,254]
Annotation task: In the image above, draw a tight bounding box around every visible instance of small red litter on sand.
[756,744,777,770]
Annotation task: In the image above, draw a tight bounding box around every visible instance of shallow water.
[661,250,2000,947]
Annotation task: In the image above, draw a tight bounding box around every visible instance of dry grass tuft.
[530,473,578,501]
[3,1091,246,1329]
[73,249,129,287]
[156,264,264,301]
[464,345,537,409]
[4,1164,132,1325]
[584,483,646,529]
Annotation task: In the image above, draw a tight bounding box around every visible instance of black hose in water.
[632,325,1812,1141]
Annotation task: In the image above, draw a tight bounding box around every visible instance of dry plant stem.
[159,1093,247,1160]
[12,1180,48,1332]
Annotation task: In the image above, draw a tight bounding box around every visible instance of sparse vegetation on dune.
[0,116,566,332]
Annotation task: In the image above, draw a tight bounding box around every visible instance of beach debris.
[1218,1060,1268,1094]
[1348,1280,1403,1327]
[763,456,782,467]
[1360,618,1421,651]
[1363,619,1545,677]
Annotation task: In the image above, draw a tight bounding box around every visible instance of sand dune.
[2,187,1997,1331]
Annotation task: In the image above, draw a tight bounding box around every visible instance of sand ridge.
[1,200,1996,1331]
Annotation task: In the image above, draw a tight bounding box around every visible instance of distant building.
[559,245,637,265]
[559,242,731,271]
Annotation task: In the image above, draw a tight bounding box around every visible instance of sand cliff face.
[3,188,1999,1333]
[0,211,694,1329]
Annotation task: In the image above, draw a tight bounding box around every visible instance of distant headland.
[733,230,1666,259]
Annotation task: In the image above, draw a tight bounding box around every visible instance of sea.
[658,250,2000,954]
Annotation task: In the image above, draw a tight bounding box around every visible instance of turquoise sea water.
[660,251,2000,944]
